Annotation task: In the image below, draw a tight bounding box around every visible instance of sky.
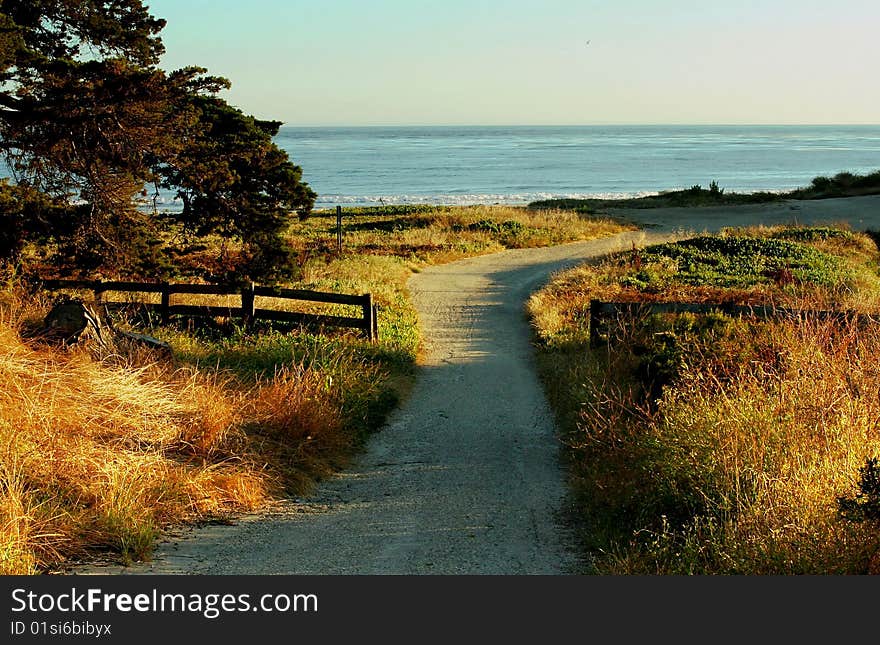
[146,0,880,126]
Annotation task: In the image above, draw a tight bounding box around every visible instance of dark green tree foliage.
[0,1,315,281]
[838,458,880,524]
[160,90,315,283]
[0,1,168,272]
[0,178,75,260]
[0,1,167,190]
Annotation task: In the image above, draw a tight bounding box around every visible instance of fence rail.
[41,279,378,342]
[589,299,878,347]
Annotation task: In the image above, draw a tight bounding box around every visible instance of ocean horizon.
[267,124,880,209]
[11,124,867,212]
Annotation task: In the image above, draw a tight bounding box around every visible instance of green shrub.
[770,227,855,243]
[631,236,851,289]
[838,458,880,523]
[460,219,526,235]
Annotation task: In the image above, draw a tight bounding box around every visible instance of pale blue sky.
[146,0,879,125]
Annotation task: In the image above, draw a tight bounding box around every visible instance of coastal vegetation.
[529,170,880,212]
[3,1,878,579]
[0,203,626,574]
[0,0,314,283]
[528,224,880,573]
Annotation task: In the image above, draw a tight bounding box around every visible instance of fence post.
[336,205,343,255]
[372,303,379,342]
[160,282,170,325]
[241,281,256,330]
[590,299,602,348]
[361,293,374,342]
[93,280,103,306]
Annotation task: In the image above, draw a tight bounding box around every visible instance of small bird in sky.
[586,40,591,46]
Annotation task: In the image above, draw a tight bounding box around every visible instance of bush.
[631,235,851,289]
[838,458,880,523]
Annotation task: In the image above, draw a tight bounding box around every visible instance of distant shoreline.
[313,187,802,211]
[277,124,880,208]
[280,123,880,130]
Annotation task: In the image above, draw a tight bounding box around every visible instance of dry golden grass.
[0,298,378,573]
[289,205,631,266]
[0,320,266,573]
[590,317,880,573]
[529,224,880,573]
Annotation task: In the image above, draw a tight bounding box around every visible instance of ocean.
[272,125,880,209]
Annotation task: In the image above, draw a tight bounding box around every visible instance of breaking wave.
[314,191,660,208]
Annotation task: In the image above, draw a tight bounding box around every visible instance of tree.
[0,1,315,281]
[0,178,73,262]
[0,1,172,272]
[0,1,168,194]
[158,73,316,283]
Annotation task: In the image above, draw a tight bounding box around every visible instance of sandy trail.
[75,195,880,575]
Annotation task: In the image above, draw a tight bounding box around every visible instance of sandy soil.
[72,194,880,575]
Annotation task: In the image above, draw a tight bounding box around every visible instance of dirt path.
[78,230,658,575]
[75,194,880,575]
[617,194,880,234]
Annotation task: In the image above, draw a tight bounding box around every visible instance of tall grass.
[0,299,392,573]
[580,316,880,573]
[529,225,880,573]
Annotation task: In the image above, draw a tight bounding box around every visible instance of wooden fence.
[41,279,379,342]
[589,299,878,347]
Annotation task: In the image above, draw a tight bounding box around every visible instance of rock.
[42,298,111,347]
[42,298,173,359]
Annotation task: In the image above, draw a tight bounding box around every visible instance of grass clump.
[0,320,259,573]
[0,306,398,573]
[529,224,880,574]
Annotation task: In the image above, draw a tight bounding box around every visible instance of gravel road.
[75,194,880,575]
